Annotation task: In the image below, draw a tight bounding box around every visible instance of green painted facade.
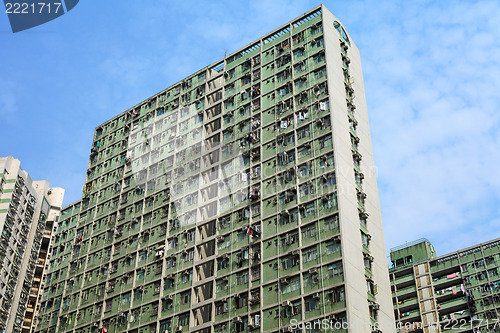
[390,238,500,333]
[33,6,374,333]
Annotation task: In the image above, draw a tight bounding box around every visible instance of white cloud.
[348,1,500,255]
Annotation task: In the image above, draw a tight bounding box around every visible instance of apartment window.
[297,110,310,122]
[321,173,336,188]
[281,278,301,294]
[166,258,176,269]
[313,67,326,80]
[225,84,235,95]
[301,202,316,218]
[328,262,343,279]
[298,163,312,177]
[318,135,333,149]
[281,255,299,270]
[160,319,171,332]
[330,286,345,303]
[136,269,145,281]
[319,153,334,168]
[178,313,189,326]
[121,292,131,306]
[217,236,230,250]
[180,291,191,305]
[293,48,305,59]
[215,301,228,315]
[168,237,177,250]
[185,229,195,242]
[313,52,325,64]
[276,55,291,68]
[163,278,174,290]
[322,194,338,210]
[304,273,319,287]
[237,271,249,285]
[304,298,318,312]
[278,85,291,96]
[183,249,194,262]
[278,151,295,166]
[313,37,324,48]
[216,279,228,292]
[297,145,311,158]
[180,107,190,118]
[326,241,341,255]
[294,62,306,75]
[311,23,323,35]
[361,232,370,248]
[280,231,299,246]
[214,324,228,333]
[303,247,318,263]
[364,258,372,271]
[241,76,251,86]
[302,224,317,240]
[283,301,301,318]
[299,182,315,197]
[217,257,229,270]
[181,270,193,283]
[134,288,143,301]
[235,293,248,309]
[237,228,249,241]
[324,215,339,231]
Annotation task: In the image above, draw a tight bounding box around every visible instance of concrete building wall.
[390,238,500,333]
[0,156,64,333]
[34,5,394,333]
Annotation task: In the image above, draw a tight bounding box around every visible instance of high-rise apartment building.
[35,5,394,333]
[0,156,64,333]
[390,238,500,333]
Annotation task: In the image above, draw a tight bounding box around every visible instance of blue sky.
[1,0,499,257]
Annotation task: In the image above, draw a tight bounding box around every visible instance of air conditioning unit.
[176,326,183,332]
[309,267,318,274]
[232,316,242,323]
[312,292,320,299]
[281,327,292,333]
[280,277,288,284]
[282,300,292,307]
[328,314,336,320]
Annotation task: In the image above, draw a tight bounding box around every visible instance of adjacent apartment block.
[0,156,64,333]
[35,5,394,333]
[390,238,500,333]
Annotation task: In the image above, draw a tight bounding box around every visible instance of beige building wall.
[0,156,64,333]
[322,7,395,332]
